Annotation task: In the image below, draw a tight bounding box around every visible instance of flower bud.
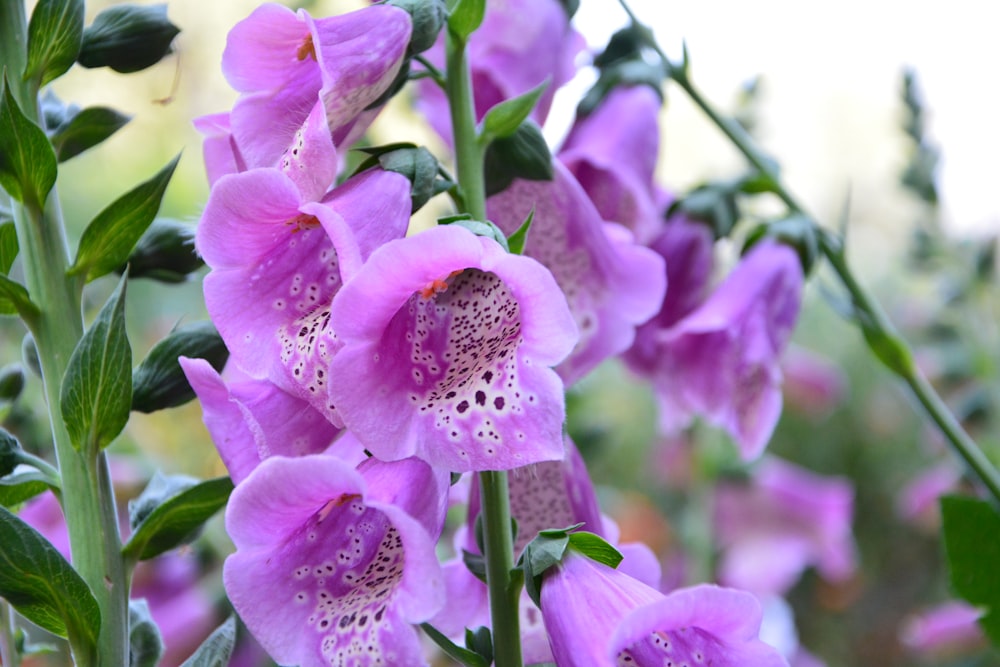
[0,364,25,403]
[386,0,447,55]
[483,121,553,196]
[21,333,41,379]
[132,321,228,413]
[744,214,819,275]
[78,4,180,74]
[0,427,22,477]
[122,219,203,283]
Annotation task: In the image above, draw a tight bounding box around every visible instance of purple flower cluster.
[183,2,816,665]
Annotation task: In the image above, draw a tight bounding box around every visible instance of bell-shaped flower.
[222,2,410,168]
[415,0,584,145]
[192,112,246,187]
[713,456,856,596]
[541,551,789,667]
[900,601,986,658]
[179,358,346,485]
[558,85,664,243]
[198,112,412,424]
[224,454,448,667]
[327,224,577,472]
[487,163,666,384]
[640,240,802,459]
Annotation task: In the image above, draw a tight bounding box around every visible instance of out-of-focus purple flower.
[631,240,802,459]
[224,454,448,667]
[541,551,788,667]
[198,159,411,425]
[896,461,962,528]
[558,85,663,243]
[488,163,666,385]
[327,224,577,472]
[415,0,583,145]
[714,457,856,596]
[623,214,715,374]
[901,601,985,657]
[221,2,410,168]
[780,345,849,419]
[179,358,346,485]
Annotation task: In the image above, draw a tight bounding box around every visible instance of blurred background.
[2,0,998,665]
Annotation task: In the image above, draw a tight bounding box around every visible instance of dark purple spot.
[482,371,493,383]
[457,400,469,414]
[475,391,487,406]
[494,397,505,410]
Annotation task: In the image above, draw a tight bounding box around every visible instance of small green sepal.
[506,210,533,255]
[480,81,549,145]
[440,217,509,252]
[78,4,180,74]
[447,0,486,41]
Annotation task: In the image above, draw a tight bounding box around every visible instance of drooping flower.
[178,357,345,485]
[634,240,802,459]
[222,2,411,168]
[327,224,578,472]
[540,551,789,667]
[558,85,664,243]
[900,601,986,658]
[224,454,448,667]
[487,163,666,384]
[198,146,411,424]
[713,456,856,596]
[415,0,584,145]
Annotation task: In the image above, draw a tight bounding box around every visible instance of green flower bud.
[386,0,447,55]
[0,364,26,403]
[743,214,819,275]
[483,120,553,197]
[122,219,203,283]
[78,4,180,74]
[21,334,41,379]
[0,427,22,477]
[132,321,228,413]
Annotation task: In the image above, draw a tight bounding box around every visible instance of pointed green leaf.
[506,209,533,255]
[0,505,100,650]
[132,321,228,413]
[480,81,548,144]
[941,495,1000,645]
[0,75,58,209]
[447,0,485,40]
[60,275,131,454]
[567,531,623,569]
[0,469,50,508]
[0,274,38,319]
[122,476,233,561]
[0,222,18,275]
[24,0,84,87]
[70,154,179,282]
[420,623,488,667]
[50,106,131,162]
[179,616,237,667]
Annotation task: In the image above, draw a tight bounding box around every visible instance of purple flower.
[222,2,410,168]
[192,112,246,187]
[713,457,856,596]
[487,163,666,384]
[900,601,985,657]
[198,158,411,425]
[415,0,584,145]
[179,358,347,485]
[634,240,802,459]
[327,224,577,472]
[780,345,849,419]
[541,551,789,667]
[224,454,448,667]
[558,85,664,243]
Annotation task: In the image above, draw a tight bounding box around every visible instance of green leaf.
[483,121,553,197]
[0,75,58,209]
[131,321,228,413]
[506,210,533,255]
[0,469,50,508]
[79,4,180,74]
[0,221,18,275]
[464,626,493,666]
[24,0,84,87]
[567,531,623,569]
[0,274,38,320]
[447,0,485,40]
[480,81,548,143]
[941,495,1000,645]
[521,532,569,608]
[0,505,100,651]
[128,599,164,667]
[50,106,131,162]
[60,274,132,454]
[70,154,179,282]
[420,623,488,667]
[122,476,233,561]
[179,615,237,667]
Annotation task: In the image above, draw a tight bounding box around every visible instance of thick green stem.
[618,0,1000,505]
[443,16,523,667]
[1,5,129,665]
[1,601,18,667]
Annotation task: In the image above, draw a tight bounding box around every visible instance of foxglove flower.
[415,0,583,145]
[713,456,856,596]
[193,112,246,186]
[559,85,663,243]
[636,240,802,458]
[901,601,985,657]
[487,163,666,384]
[224,454,448,667]
[540,551,789,667]
[327,224,578,472]
[222,2,410,168]
[179,358,345,485]
[198,107,411,424]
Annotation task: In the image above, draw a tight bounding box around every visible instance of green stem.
[1,5,129,665]
[443,15,523,667]
[1,601,18,667]
[617,0,1000,505]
